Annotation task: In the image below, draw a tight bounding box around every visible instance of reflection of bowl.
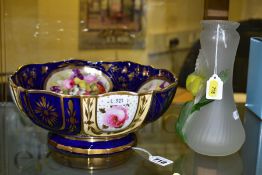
[9,60,177,165]
[174,152,243,175]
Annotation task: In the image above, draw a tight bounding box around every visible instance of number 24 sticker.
[206,74,223,100]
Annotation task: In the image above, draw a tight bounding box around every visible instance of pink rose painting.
[102,105,129,129]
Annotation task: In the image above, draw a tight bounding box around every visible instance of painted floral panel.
[138,79,170,93]
[45,67,112,95]
[97,95,139,131]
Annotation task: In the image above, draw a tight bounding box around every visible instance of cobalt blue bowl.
[9,60,177,159]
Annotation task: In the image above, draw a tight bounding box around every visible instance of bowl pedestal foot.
[47,132,136,169]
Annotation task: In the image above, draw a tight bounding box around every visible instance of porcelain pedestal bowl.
[9,60,177,169]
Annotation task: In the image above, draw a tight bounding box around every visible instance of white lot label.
[149,156,173,166]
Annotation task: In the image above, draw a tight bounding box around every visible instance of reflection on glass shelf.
[174,152,243,175]
[1,103,178,175]
[0,103,248,175]
[13,150,170,175]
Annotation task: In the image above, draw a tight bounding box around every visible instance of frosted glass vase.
[178,20,245,156]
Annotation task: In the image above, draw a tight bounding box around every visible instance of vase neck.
[200,20,240,78]
[201,20,239,30]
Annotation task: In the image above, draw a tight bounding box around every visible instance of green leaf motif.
[191,96,213,114]
[175,69,229,142]
[218,69,229,83]
[175,101,194,141]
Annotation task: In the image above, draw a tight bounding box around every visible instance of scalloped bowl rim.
[9,60,178,97]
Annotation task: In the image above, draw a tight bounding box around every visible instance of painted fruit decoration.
[46,67,110,95]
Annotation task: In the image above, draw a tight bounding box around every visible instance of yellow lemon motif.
[186,73,204,96]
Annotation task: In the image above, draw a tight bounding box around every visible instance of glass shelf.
[0,102,254,175]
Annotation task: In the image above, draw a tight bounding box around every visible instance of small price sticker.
[206,74,223,100]
[233,110,239,120]
[149,156,173,166]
